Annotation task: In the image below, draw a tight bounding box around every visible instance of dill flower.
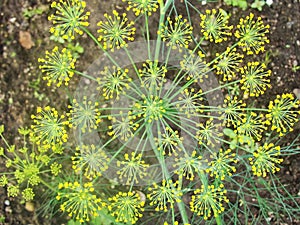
[7,185,19,198]
[38,46,76,87]
[57,181,104,223]
[22,187,35,201]
[221,96,246,128]
[124,0,159,16]
[147,180,182,212]
[176,88,203,118]
[207,149,237,180]
[117,152,149,185]
[235,13,270,55]
[14,162,40,186]
[213,47,244,81]
[108,191,145,224]
[97,10,135,51]
[174,150,204,181]
[156,126,183,156]
[108,111,139,141]
[72,144,109,179]
[67,97,102,133]
[30,106,68,146]
[249,143,283,177]
[240,62,271,97]
[200,9,233,43]
[180,51,207,83]
[48,0,90,40]
[266,93,300,136]
[190,183,229,220]
[140,60,167,89]
[196,118,222,146]
[97,66,132,100]
[237,112,267,141]
[159,15,193,50]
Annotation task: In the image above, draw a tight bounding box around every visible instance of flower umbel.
[190,183,228,220]
[49,0,90,39]
[159,15,193,50]
[97,10,135,51]
[249,143,283,177]
[38,47,76,87]
[235,13,270,54]
[117,152,149,185]
[200,9,233,43]
[67,97,102,133]
[97,66,131,100]
[266,93,300,136]
[108,191,144,224]
[30,106,68,145]
[72,144,109,179]
[57,181,104,223]
[240,62,271,97]
[124,0,159,16]
[147,180,182,212]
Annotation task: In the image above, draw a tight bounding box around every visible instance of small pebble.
[4,200,10,206]
[293,88,300,99]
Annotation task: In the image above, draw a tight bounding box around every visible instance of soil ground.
[0,0,300,224]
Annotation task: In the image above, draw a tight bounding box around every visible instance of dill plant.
[0,0,300,225]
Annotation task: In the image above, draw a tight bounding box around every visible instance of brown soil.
[0,0,299,224]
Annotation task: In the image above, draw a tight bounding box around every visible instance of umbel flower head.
[67,97,102,133]
[266,93,300,136]
[190,182,229,220]
[200,9,233,43]
[56,181,104,223]
[240,62,271,97]
[235,13,270,55]
[159,15,193,50]
[117,152,149,185]
[72,144,109,179]
[108,191,145,224]
[123,0,159,16]
[48,0,90,39]
[249,143,283,177]
[97,10,136,51]
[38,47,76,87]
[30,106,68,146]
[147,180,182,212]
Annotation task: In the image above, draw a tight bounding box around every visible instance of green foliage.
[23,6,47,19]
[224,0,248,10]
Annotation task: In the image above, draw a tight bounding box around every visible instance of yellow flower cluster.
[237,112,267,141]
[30,106,68,146]
[174,150,204,181]
[200,9,233,43]
[159,15,193,50]
[140,60,167,89]
[123,0,159,16]
[213,47,244,81]
[235,13,270,55]
[249,143,283,177]
[147,180,182,212]
[67,97,102,133]
[266,93,300,136]
[97,66,131,100]
[97,10,135,51]
[117,152,149,185]
[108,191,144,224]
[190,183,229,220]
[71,144,108,179]
[49,0,90,39]
[240,62,271,97]
[207,149,237,180]
[38,46,76,87]
[57,181,104,223]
